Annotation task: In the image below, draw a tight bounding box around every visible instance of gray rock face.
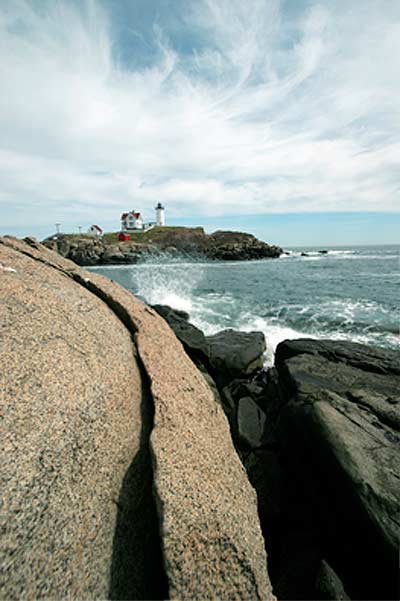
[204,231,282,260]
[275,338,400,600]
[276,337,400,377]
[206,329,266,379]
[237,397,266,448]
[315,560,350,600]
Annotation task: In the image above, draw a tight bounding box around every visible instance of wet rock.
[206,329,266,380]
[276,337,400,378]
[237,397,266,448]
[274,338,400,600]
[315,560,350,600]
[244,450,283,524]
[152,304,208,363]
[204,231,282,260]
[101,247,129,264]
[152,304,190,322]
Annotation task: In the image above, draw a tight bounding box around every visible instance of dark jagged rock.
[203,231,282,261]
[206,329,266,381]
[152,304,190,322]
[151,304,209,366]
[237,396,266,449]
[275,337,400,377]
[152,306,267,385]
[315,560,350,600]
[274,338,400,600]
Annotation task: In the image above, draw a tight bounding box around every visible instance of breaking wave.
[88,244,400,363]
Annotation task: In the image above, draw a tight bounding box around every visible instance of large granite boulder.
[0,237,163,600]
[79,272,275,601]
[1,236,274,601]
[274,338,400,600]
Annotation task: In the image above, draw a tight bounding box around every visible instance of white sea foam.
[237,315,316,366]
[282,249,398,261]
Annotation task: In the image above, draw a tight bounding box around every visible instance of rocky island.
[42,226,283,265]
[1,236,399,600]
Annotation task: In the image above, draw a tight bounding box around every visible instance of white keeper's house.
[121,204,165,231]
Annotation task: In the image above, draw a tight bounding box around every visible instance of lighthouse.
[155,202,165,226]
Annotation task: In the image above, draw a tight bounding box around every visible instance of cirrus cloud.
[0,0,399,236]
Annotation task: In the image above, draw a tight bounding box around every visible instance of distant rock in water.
[43,227,282,265]
[1,236,274,601]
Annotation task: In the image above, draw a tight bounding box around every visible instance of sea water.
[87,245,399,365]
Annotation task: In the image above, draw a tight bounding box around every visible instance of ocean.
[87,244,399,365]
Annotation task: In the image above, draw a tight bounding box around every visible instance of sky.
[0,0,399,245]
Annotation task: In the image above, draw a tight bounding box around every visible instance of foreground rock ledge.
[0,236,274,601]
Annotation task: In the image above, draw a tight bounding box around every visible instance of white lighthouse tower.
[155,202,165,226]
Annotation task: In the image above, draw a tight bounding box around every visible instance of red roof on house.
[121,211,141,219]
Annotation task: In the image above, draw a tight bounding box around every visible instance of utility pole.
[78,226,82,234]
[55,223,61,234]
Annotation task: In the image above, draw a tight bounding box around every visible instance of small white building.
[88,224,103,236]
[121,210,144,231]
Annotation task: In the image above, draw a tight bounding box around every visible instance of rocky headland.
[1,236,399,600]
[42,227,283,265]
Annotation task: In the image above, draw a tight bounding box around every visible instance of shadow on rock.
[108,369,168,601]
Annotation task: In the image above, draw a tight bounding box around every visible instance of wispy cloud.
[0,0,399,234]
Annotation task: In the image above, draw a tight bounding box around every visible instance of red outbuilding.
[118,232,131,241]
